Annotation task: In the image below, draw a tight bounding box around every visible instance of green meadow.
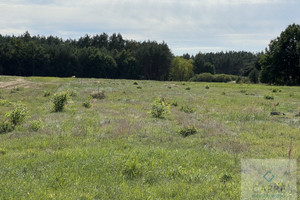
[0,76,299,199]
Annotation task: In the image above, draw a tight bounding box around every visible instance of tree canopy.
[259,23,300,85]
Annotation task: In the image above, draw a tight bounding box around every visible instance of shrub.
[30,119,42,131]
[82,99,92,108]
[68,90,77,97]
[122,158,142,179]
[133,81,138,85]
[91,91,105,99]
[213,74,232,82]
[236,76,250,84]
[205,85,210,89]
[52,92,68,112]
[0,148,6,155]
[137,86,142,89]
[149,97,170,118]
[189,73,213,82]
[272,88,282,93]
[185,87,191,90]
[6,103,29,126]
[248,68,259,83]
[189,73,239,83]
[180,105,196,113]
[10,87,24,93]
[0,100,11,106]
[179,125,198,137]
[264,94,274,100]
[43,90,51,97]
[171,101,178,107]
[0,121,14,134]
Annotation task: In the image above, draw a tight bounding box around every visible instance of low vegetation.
[0,76,299,199]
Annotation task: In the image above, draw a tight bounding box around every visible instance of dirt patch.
[0,78,35,89]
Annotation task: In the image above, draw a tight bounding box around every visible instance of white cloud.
[0,0,299,55]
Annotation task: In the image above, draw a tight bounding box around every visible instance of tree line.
[0,23,299,85]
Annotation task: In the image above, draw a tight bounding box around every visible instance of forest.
[0,23,299,85]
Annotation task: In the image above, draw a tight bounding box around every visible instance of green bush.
[6,103,29,126]
[43,90,51,97]
[0,121,14,134]
[82,99,92,108]
[122,158,142,179]
[185,87,191,90]
[30,119,42,131]
[180,105,196,113]
[52,92,68,112]
[171,101,178,107]
[189,73,239,83]
[0,148,6,155]
[137,86,142,89]
[264,94,274,100]
[10,87,24,93]
[149,98,170,118]
[179,125,198,137]
[213,74,233,82]
[189,73,213,82]
[133,81,138,85]
[68,90,77,97]
[0,100,11,106]
[272,88,282,93]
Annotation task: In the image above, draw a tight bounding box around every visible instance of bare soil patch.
[0,78,35,89]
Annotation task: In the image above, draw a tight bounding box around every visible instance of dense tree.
[135,41,173,80]
[0,31,263,81]
[192,51,258,76]
[259,24,300,85]
[169,57,194,81]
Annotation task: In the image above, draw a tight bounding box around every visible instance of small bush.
[0,121,14,134]
[213,74,232,82]
[122,158,142,179]
[179,125,198,137]
[0,148,6,155]
[30,119,42,131]
[264,94,274,100]
[0,100,11,106]
[171,101,178,107]
[52,92,68,112]
[205,85,210,89]
[82,99,92,108]
[149,98,170,118]
[180,105,196,113]
[10,87,24,93]
[91,91,105,99]
[68,90,77,97]
[137,86,142,89]
[6,103,29,126]
[189,73,213,82]
[43,90,51,97]
[133,81,138,85]
[272,88,282,93]
[185,87,191,90]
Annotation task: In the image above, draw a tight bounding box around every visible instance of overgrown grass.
[0,76,299,199]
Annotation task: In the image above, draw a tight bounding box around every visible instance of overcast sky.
[0,0,299,55]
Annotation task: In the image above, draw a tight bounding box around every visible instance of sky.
[0,0,299,55]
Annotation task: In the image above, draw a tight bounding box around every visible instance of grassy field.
[0,76,299,199]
